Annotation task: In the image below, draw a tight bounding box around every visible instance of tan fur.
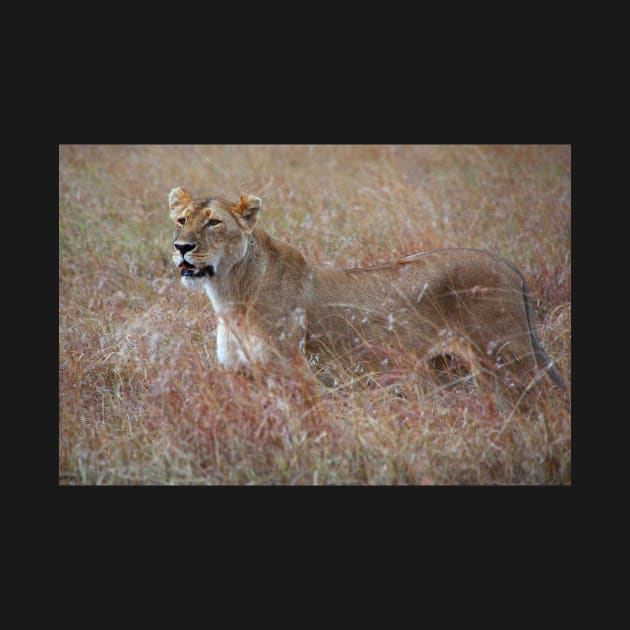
[169,187,566,389]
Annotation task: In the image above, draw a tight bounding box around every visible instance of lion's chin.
[180,274,209,291]
[178,262,215,291]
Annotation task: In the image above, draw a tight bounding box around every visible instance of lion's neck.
[202,230,266,316]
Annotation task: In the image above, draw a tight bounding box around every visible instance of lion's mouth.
[179,261,215,278]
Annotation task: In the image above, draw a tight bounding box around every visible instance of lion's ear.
[169,187,193,220]
[233,193,261,232]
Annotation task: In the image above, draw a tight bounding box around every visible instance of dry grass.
[59,144,571,485]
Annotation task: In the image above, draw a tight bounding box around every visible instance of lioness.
[169,186,566,390]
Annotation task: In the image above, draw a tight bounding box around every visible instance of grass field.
[59,145,571,484]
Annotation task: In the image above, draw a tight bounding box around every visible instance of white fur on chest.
[203,280,223,313]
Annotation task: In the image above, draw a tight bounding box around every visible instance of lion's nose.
[175,242,195,255]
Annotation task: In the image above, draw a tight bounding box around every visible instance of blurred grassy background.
[59,145,570,484]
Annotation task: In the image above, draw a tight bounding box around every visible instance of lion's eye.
[177,217,186,226]
[207,219,222,227]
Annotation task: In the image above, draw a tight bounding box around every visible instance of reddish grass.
[59,145,570,484]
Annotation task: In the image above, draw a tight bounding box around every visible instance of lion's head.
[169,187,261,289]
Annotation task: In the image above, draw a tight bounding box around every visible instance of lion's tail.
[495,254,568,391]
[520,276,568,391]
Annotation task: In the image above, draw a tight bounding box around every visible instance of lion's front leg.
[215,306,311,378]
[215,317,266,370]
[215,318,241,369]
